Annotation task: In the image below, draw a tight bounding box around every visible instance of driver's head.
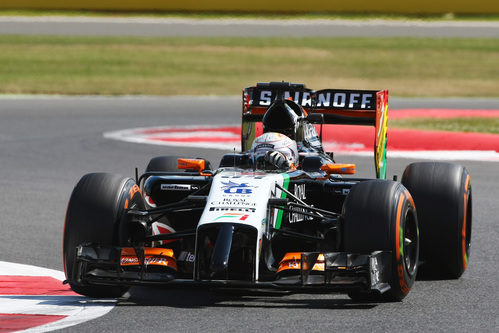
[262,100,300,140]
[250,132,298,169]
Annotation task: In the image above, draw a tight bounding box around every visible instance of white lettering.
[317,92,331,107]
[361,94,373,109]
[302,92,312,106]
[333,93,346,107]
[289,184,308,223]
[260,91,272,106]
[349,93,360,108]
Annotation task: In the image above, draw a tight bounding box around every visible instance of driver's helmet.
[250,132,299,168]
[262,100,301,140]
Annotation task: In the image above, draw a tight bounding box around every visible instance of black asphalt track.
[0,96,497,332]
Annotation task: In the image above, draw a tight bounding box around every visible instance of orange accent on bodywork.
[320,163,356,175]
[276,252,325,274]
[177,158,212,176]
[124,198,129,209]
[120,247,177,271]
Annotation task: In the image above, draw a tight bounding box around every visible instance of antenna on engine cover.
[233,147,236,168]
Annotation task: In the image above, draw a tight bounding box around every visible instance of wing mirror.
[177,158,212,176]
[321,163,356,175]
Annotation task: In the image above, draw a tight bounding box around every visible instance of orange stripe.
[404,189,416,210]
[395,193,405,261]
[395,192,410,294]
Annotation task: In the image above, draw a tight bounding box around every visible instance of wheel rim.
[404,210,419,276]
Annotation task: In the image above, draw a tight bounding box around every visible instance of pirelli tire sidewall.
[343,180,419,301]
[63,172,144,297]
[402,162,472,279]
[389,185,419,300]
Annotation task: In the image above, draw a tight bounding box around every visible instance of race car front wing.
[69,244,392,294]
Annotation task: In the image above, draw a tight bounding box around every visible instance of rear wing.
[242,82,388,179]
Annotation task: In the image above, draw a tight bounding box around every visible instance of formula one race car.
[63,82,472,302]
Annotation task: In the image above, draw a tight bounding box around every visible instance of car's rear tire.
[146,155,212,173]
[146,156,183,172]
[402,162,472,279]
[63,173,144,297]
[343,180,419,302]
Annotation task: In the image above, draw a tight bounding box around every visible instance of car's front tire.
[63,173,144,297]
[343,180,419,302]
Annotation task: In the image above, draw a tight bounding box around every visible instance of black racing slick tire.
[63,173,144,298]
[402,162,472,279]
[146,156,183,172]
[343,180,419,302]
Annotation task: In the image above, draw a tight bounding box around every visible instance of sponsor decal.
[160,184,193,191]
[210,198,256,207]
[177,251,195,263]
[370,256,381,286]
[254,143,274,150]
[221,180,256,194]
[316,91,375,109]
[215,213,250,221]
[209,207,256,212]
[257,90,313,107]
[253,89,376,110]
[120,256,172,266]
[289,184,309,224]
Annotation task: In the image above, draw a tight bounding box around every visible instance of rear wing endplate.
[242,82,388,179]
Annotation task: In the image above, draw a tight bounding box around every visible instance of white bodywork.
[197,169,288,279]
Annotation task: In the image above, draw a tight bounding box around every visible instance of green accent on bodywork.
[375,129,388,179]
[378,139,387,179]
[274,174,289,230]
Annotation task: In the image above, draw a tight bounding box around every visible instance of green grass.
[1,35,498,97]
[390,118,499,134]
